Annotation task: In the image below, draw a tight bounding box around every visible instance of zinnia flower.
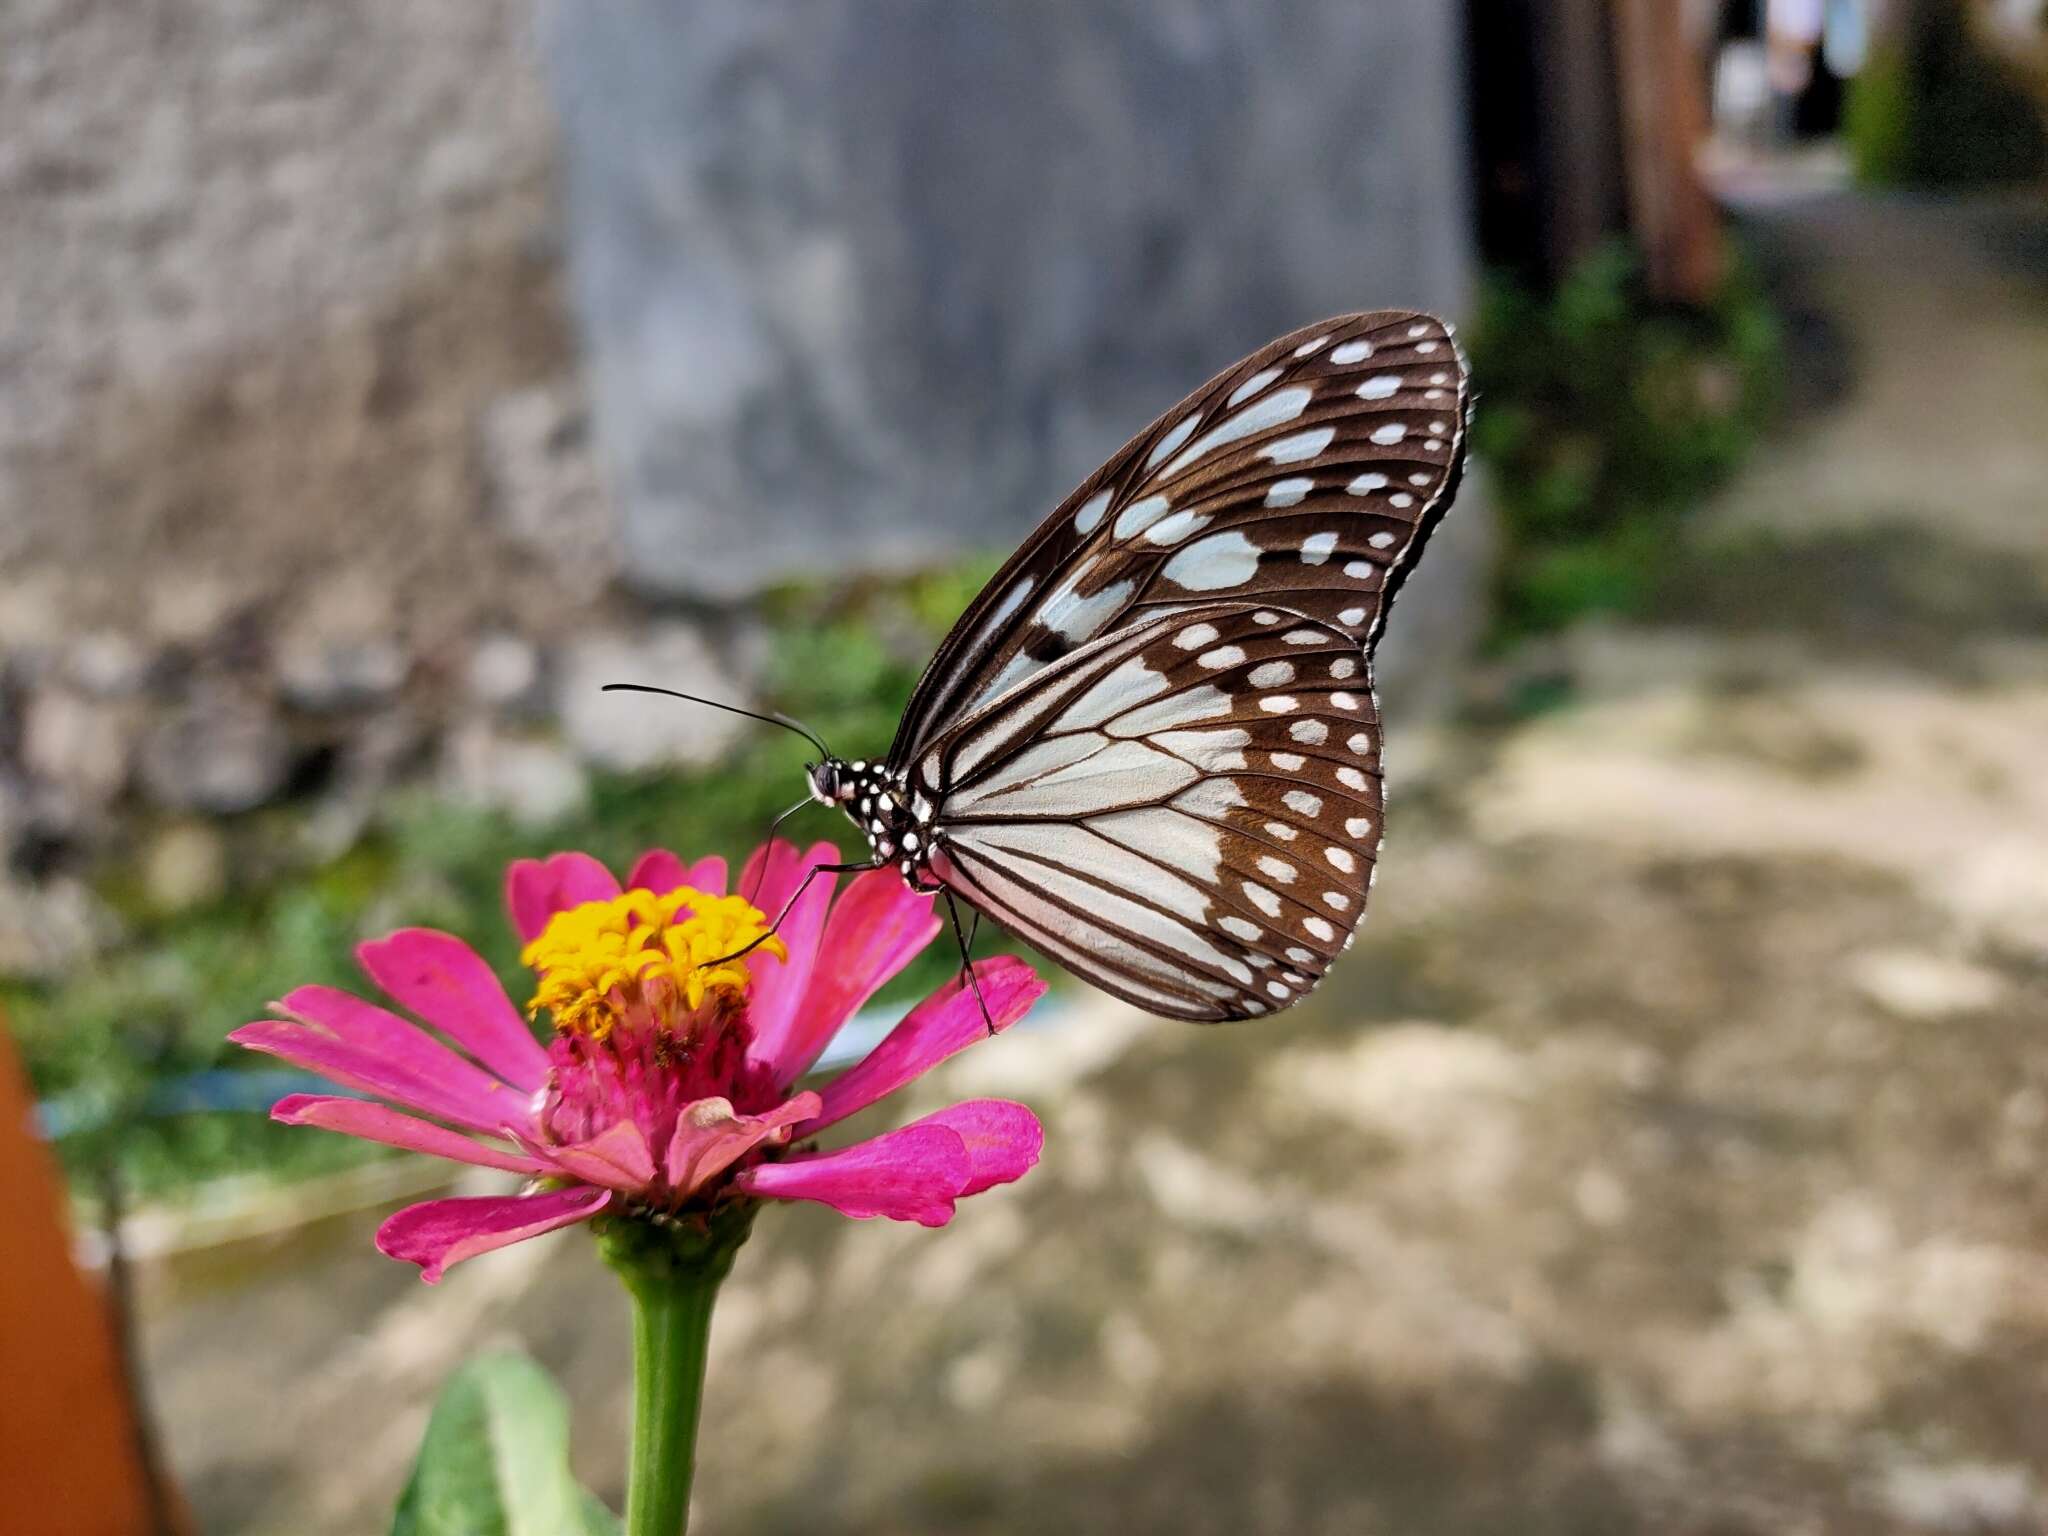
[232,841,1045,1282]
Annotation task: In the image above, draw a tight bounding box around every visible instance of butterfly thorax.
[807,757,941,890]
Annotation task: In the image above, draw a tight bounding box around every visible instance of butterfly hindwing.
[911,603,1383,1022]
[887,310,1469,766]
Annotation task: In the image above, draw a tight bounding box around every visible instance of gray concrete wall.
[542,3,1487,700]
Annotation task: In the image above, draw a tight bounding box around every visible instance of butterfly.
[620,311,1470,1021]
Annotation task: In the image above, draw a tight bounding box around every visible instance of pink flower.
[231,842,1045,1282]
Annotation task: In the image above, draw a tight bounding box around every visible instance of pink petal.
[271,1094,548,1176]
[231,986,534,1135]
[535,1120,657,1193]
[764,868,941,1089]
[663,1091,822,1196]
[377,1186,611,1284]
[738,840,843,1080]
[735,1123,970,1226]
[627,850,730,898]
[504,852,623,943]
[906,1099,1042,1196]
[803,957,1046,1134]
[355,929,549,1093]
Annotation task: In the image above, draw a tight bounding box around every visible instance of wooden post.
[0,1021,186,1535]
[1534,0,1632,282]
[1614,0,1728,304]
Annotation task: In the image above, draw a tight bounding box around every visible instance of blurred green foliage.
[7,567,1014,1199]
[1846,7,2048,187]
[1469,240,1784,641]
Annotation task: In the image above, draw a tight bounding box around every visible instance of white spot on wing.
[1283,789,1322,816]
[1326,847,1356,873]
[1348,473,1388,495]
[1219,915,1261,942]
[1259,695,1299,713]
[1345,816,1374,837]
[1198,645,1247,670]
[948,737,1195,817]
[1153,727,1251,772]
[1243,882,1283,916]
[1039,564,1135,642]
[1092,806,1226,882]
[1330,339,1374,364]
[1147,414,1200,469]
[1289,719,1329,744]
[1357,375,1401,400]
[1337,767,1369,792]
[1370,424,1407,446]
[1072,490,1112,534]
[1257,855,1296,884]
[1262,426,1337,464]
[1142,508,1214,545]
[1162,532,1261,591]
[1164,387,1316,476]
[1339,607,1366,625]
[1107,684,1235,737]
[1248,660,1295,688]
[1060,656,1171,730]
[1300,532,1339,566]
[1293,335,1331,357]
[1228,366,1284,406]
[1270,751,1305,771]
[1173,622,1219,650]
[1265,478,1313,508]
[1114,494,1174,540]
[1172,778,1248,817]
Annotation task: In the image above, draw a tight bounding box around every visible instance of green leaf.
[391,1353,618,1536]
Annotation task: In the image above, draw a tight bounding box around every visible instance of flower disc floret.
[521,886,787,1036]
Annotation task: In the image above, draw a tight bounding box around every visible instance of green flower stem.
[600,1204,756,1536]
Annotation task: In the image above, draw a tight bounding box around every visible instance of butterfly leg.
[942,888,995,1035]
[743,795,818,906]
[708,858,881,967]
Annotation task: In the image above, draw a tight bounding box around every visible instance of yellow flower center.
[520,886,786,1038]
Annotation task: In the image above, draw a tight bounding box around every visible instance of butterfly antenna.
[942,889,995,1035]
[600,683,832,760]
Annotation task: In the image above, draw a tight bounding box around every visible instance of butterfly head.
[805,759,854,808]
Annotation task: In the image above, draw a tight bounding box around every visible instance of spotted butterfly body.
[804,311,1471,1021]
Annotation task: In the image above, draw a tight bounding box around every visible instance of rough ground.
[135,187,2048,1535]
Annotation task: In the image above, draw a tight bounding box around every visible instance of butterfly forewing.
[888,310,1470,766]
[913,603,1383,1022]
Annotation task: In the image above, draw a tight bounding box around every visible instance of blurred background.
[4,0,2047,1531]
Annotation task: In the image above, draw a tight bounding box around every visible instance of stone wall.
[545,2,1487,659]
